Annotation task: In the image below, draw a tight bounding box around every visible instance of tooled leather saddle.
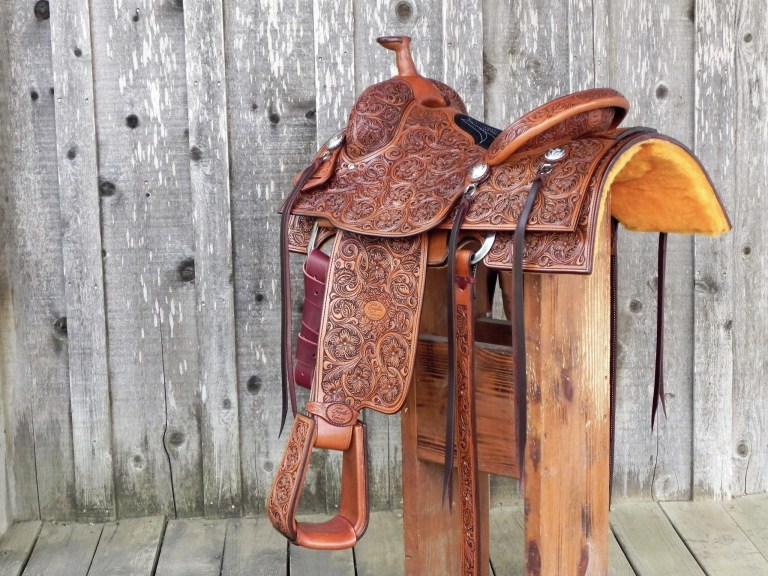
[267,35,730,570]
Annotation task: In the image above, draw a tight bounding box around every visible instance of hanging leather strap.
[280,156,326,434]
[652,232,668,427]
[453,248,481,576]
[443,189,475,503]
[511,169,547,476]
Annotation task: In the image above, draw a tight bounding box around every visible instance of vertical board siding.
[183,0,242,518]
[602,0,697,501]
[693,0,737,500]
[225,0,319,515]
[730,0,768,497]
[0,0,760,522]
[3,0,77,521]
[91,0,200,518]
[50,0,115,522]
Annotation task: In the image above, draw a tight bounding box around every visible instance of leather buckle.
[267,415,368,550]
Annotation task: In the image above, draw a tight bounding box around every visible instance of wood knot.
[246,375,262,393]
[53,316,68,338]
[99,180,116,197]
[167,431,186,447]
[33,0,50,20]
[125,114,139,129]
[177,258,195,282]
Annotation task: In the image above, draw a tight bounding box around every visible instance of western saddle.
[266,35,730,574]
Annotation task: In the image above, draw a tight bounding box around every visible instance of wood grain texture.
[88,516,166,576]
[523,202,612,575]
[221,517,286,576]
[183,0,241,518]
[692,0,736,500]
[22,522,103,576]
[662,501,768,574]
[611,503,705,576]
[49,0,115,523]
[0,521,42,576]
[443,0,483,115]
[90,0,202,519]
[608,531,636,576]
[154,519,227,576]
[728,0,767,498]
[225,0,319,515]
[413,337,517,478]
[599,0,698,503]
[0,19,13,533]
[482,0,572,130]
[2,0,76,522]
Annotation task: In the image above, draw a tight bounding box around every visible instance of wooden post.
[522,201,612,575]
[402,199,612,575]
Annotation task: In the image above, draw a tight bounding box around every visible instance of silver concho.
[326,132,344,151]
[544,147,566,162]
[469,162,489,182]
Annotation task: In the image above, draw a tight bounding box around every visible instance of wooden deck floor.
[1,495,767,575]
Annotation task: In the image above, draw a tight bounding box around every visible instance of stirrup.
[267,414,368,550]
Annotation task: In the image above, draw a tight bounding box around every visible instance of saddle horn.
[376,35,448,108]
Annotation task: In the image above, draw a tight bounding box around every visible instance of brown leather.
[453,248,482,575]
[485,89,629,166]
[269,34,729,568]
[267,414,368,550]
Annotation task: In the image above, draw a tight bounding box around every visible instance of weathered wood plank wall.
[0,0,762,523]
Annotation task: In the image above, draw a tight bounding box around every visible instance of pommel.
[376,36,418,76]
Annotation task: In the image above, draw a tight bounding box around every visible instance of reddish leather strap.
[280,157,326,433]
[295,249,331,389]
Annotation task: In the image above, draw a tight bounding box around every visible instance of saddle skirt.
[268,35,730,553]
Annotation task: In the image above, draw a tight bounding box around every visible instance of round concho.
[325,403,356,426]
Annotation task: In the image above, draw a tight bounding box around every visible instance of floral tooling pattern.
[314,231,428,413]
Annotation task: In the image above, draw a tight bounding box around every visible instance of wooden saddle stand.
[267,36,730,575]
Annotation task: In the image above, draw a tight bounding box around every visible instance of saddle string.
[280,155,327,435]
[512,167,550,478]
[651,232,668,427]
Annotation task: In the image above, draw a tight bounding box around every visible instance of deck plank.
[221,518,286,576]
[724,493,768,558]
[611,503,704,576]
[608,531,636,575]
[0,521,42,576]
[88,516,165,576]
[154,519,227,576]
[662,501,768,575]
[22,522,103,576]
[354,511,405,576]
